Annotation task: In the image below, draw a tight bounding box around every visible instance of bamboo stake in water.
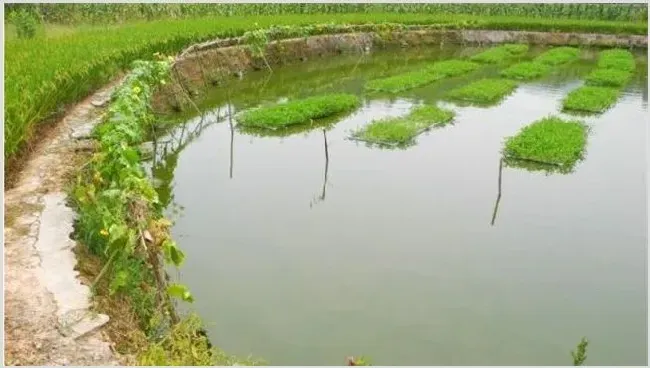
[490,158,503,226]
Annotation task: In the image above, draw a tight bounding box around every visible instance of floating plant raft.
[469,43,529,64]
[365,60,479,93]
[236,93,360,129]
[350,105,454,147]
[504,116,587,171]
[597,49,636,72]
[500,61,552,80]
[445,78,518,106]
[562,85,620,114]
[585,68,632,88]
[533,47,580,66]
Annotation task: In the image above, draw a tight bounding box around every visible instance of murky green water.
[148,45,647,366]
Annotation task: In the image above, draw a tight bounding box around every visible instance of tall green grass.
[9,4,646,24]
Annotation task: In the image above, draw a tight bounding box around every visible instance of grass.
[504,116,587,168]
[445,78,519,105]
[366,59,480,93]
[585,68,632,87]
[597,49,636,71]
[5,14,646,164]
[533,46,580,66]
[562,85,620,113]
[236,94,360,129]
[500,61,552,80]
[469,43,529,63]
[351,105,454,146]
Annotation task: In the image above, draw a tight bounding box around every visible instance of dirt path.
[4,80,124,366]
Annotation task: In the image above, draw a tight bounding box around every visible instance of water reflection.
[309,129,330,208]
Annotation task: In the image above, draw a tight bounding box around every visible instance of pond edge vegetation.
[70,57,261,365]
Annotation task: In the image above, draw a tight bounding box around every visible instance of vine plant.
[72,55,193,330]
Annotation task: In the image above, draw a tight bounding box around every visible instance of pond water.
[148,44,647,365]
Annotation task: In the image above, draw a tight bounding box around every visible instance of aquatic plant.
[571,337,589,366]
[562,85,620,113]
[500,61,552,80]
[445,78,518,105]
[366,59,480,93]
[236,94,360,129]
[427,59,480,77]
[504,116,587,169]
[585,68,632,87]
[597,48,636,71]
[533,46,580,66]
[351,105,454,146]
[365,69,448,93]
[469,43,529,63]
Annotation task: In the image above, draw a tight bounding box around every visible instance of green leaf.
[109,270,128,295]
[167,283,194,303]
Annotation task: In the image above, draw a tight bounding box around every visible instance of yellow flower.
[100,229,109,237]
[160,79,166,85]
[132,86,141,94]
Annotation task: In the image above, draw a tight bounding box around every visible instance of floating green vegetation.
[351,105,454,147]
[500,61,552,80]
[562,85,620,113]
[597,48,636,71]
[585,68,632,87]
[445,78,518,105]
[533,46,580,66]
[365,59,480,93]
[365,69,446,93]
[427,59,481,77]
[504,116,587,171]
[236,94,360,129]
[469,43,529,63]
[238,112,342,138]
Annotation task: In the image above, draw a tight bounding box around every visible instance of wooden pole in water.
[227,92,234,179]
[321,129,329,201]
[490,158,503,226]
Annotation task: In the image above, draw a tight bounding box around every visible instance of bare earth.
[4,80,123,366]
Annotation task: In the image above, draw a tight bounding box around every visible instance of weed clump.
[469,43,529,63]
[562,85,620,113]
[533,46,580,66]
[237,94,360,129]
[445,78,518,105]
[500,61,551,80]
[504,116,588,169]
[138,314,264,366]
[585,68,632,87]
[351,105,454,147]
[597,49,636,71]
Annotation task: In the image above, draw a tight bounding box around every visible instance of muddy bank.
[154,27,646,111]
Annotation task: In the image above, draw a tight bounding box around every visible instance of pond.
[147,44,647,365]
